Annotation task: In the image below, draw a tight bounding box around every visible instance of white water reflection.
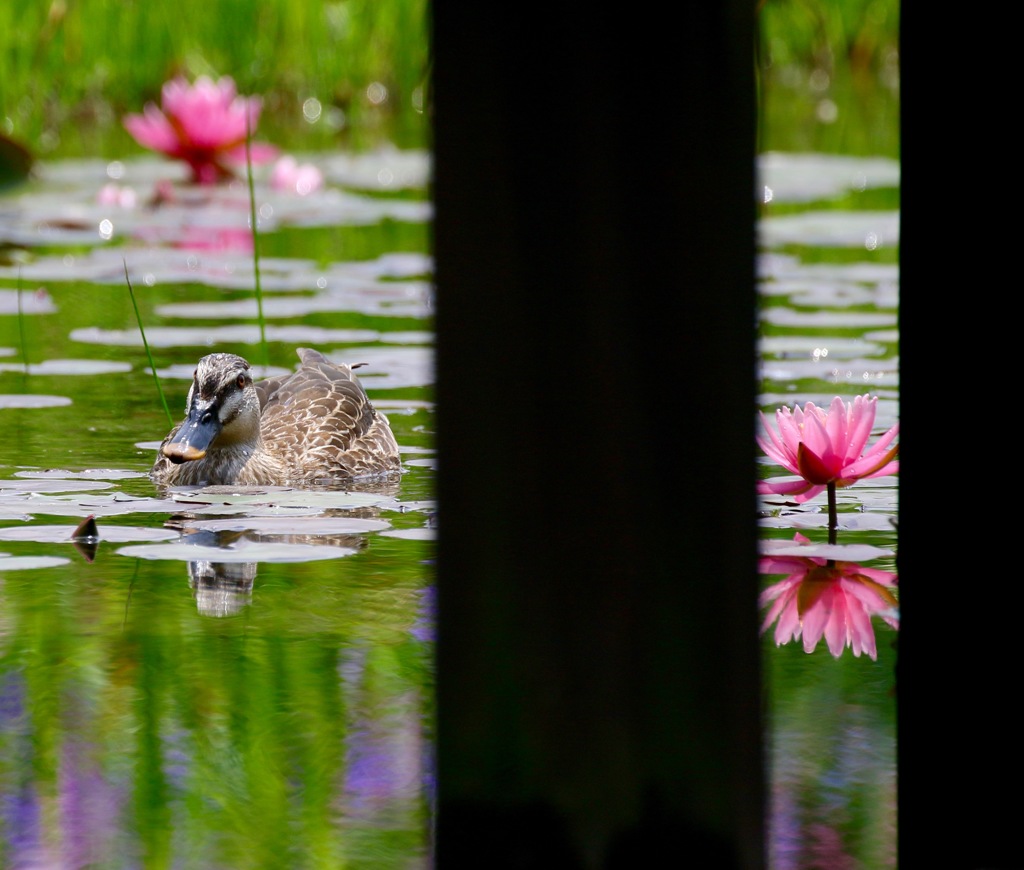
[0,393,71,408]
[760,152,899,204]
[760,210,899,249]
[0,359,131,375]
[0,288,56,313]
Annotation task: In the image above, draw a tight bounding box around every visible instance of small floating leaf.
[70,514,100,541]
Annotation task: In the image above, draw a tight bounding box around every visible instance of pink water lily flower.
[124,75,278,184]
[760,533,898,660]
[757,394,899,503]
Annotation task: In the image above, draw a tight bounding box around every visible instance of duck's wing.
[253,371,291,411]
[259,348,400,475]
[253,349,359,410]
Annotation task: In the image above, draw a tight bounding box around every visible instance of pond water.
[0,146,898,867]
[0,151,436,868]
[758,152,899,868]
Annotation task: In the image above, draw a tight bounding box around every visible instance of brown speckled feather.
[151,347,402,487]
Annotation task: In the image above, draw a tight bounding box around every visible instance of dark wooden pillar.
[432,4,763,866]
[897,4,1023,868]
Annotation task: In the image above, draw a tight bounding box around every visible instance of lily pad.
[759,539,895,562]
[174,515,390,534]
[0,555,71,570]
[166,486,399,512]
[759,153,899,204]
[0,288,56,314]
[320,148,431,191]
[380,527,436,541]
[0,394,72,409]
[0,523,177,543]
[0,491,183,518]
[153,289,427,320]
[759,357,897,387]
[16,468,148,481]
[758,513,897,533]
[0,359,133,376]
[68,324,390,348]
[758,336,879,359]
[118,540,358,563]
[759,210,899,249]
[759,309,897,328]
[402,457,437,470]
[0,479,114,493]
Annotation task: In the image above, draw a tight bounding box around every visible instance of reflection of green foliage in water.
[763,637,897,868]
[0,537,434,866]
[0,0,430,158]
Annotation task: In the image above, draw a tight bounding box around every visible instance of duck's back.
[258,348,401,480]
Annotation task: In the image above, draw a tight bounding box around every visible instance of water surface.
[0,147,898,867]
[0,149,436,868]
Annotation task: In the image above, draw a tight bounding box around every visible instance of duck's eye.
[236,374,247,389]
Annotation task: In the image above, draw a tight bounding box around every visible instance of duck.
[151,347,402,487]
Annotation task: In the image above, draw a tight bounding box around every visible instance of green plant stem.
[16,267,28,374]
[827,481,837,543]
[245,114,268,369]
[124,259,173,427]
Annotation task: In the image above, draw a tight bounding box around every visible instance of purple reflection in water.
[337,647,431,828]
[411,585,436,643]
[59,734,121,868]
[769,705,896,868]
[343,693,424,819]
[0,673,43,865]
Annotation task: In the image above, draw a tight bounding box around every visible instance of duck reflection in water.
[165,478,398,616]
[188,558,258,617]
[176,526,373,617]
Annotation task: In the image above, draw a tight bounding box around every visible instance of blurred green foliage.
[0,0,430,160]
[758,0,900,156]
[1,0,899,162]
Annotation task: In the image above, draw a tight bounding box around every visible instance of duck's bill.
[161,413,220,464]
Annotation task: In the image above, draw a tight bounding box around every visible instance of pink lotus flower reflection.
[96,182,137,208]
[757,394,899,503]
[760,534,898,660]
[270,155,323,195]
[124,75,277,185]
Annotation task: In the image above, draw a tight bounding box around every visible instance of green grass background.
[0,0,898,165]
[0,0,431,160]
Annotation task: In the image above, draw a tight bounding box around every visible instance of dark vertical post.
[897,5,1023,868]
[432,4,763,866]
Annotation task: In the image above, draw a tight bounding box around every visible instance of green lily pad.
[118,540,358,562]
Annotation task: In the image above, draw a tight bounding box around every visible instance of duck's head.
[161,353,261,465]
